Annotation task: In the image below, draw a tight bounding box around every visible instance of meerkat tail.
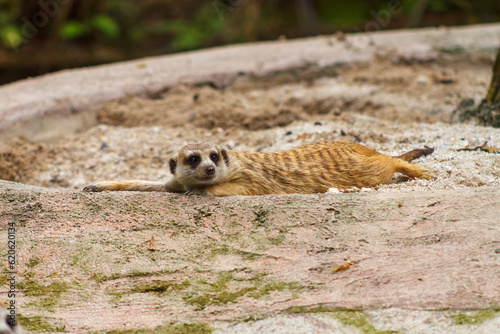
[394,147,434,162]
[83,180,168,192]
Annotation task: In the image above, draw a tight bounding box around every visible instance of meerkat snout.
[206,166,215,175]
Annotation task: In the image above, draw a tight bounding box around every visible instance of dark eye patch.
[169,158,177,174]
[186,154,200,168]
[221,149,229,165]
[210,152,219,164]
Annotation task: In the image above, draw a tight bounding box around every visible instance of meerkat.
[83,141,434,196]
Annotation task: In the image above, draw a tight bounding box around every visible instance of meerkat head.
[169,143,229,189]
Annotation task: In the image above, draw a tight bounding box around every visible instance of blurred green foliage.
[58,14,120,40]
[0,0,499,53]
[0,0,500,68]
[0,24,22,48]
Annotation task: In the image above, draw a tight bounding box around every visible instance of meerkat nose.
[205,166,215,176]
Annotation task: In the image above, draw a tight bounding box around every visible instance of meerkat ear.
[169,158,177,174]
[221,149,229,165]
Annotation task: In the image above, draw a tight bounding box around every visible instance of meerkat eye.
[210,152,219,163]
[186,155,200,166]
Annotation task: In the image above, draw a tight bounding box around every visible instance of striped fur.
[84,141,434,196]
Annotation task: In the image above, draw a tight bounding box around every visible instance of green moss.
[248,281,303,299]
[92,269,183,283]
[106,278,191,302]
[287,307,398,333]
[90,272,121,283]
[105,322,212,334]
[252,208,269,228]
[69,243,101,274]
[18,314,67,332]
[239,313,269,322]
[131,280,191,295]
[232,248,263,261]
[268,232,286,245]
[109,273,122,280]
[0,269,10,285]
[285,306,397,333]
[18,279,69,312]
[183,271,252,310]
[106,290,127,302]
[207,245,263,261]
[126,270,156,279]
[428,307,451,312]
[249,272,267,281]
[183,271,250,310]
[452,308,500,325]
[332,310,398,334]
[184,271,307,311]
[102,269,307,312]
[207,245,231,258]
[26,256,41,268]
[18,279,69,297]
[184,286,257,311]
[20,271,34,279]
[30,295,62,312]
[211,272,233,290]
[285,305,361,314]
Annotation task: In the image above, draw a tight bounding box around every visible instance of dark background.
[1,0,499,85]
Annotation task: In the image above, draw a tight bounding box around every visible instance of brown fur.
[83,141,434,196]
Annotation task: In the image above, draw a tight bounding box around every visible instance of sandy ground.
[0,54,499,333]
[1,57,498,192]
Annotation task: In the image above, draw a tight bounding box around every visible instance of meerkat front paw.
[82,181,116,192]
[83,184,103,192]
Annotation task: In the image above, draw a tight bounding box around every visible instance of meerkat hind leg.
[205,182,266,196]
[394,160,434,180]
